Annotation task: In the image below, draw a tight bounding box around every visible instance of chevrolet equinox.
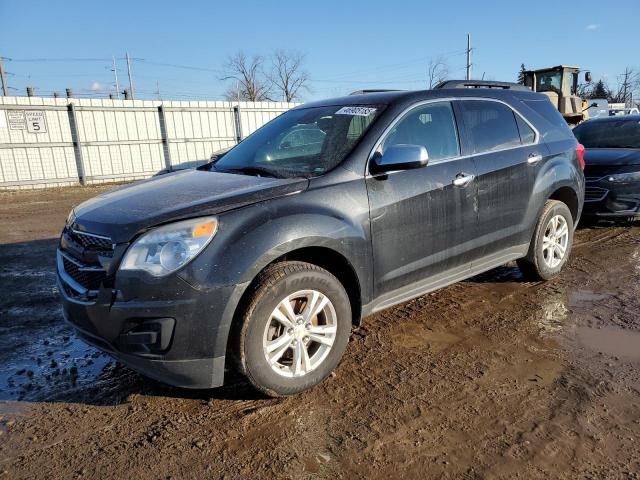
[58,82,585,396]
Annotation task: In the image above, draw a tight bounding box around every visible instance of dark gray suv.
[58,82,585,396]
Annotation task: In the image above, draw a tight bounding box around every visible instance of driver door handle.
[453,172,474,187]
[527,153,543,165]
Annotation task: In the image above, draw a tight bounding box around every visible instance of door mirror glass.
[371,144,429,174]
[585,71,592,83]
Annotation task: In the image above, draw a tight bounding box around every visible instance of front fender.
[181,179,373,303]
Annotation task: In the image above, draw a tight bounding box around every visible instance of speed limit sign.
[25,110,47,133]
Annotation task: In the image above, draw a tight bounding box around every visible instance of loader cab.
[523,66,591,126]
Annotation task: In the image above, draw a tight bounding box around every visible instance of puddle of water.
[575,326,640,361]
[0,327,112,401]
[537,293,568,334]
[569,290,612,307]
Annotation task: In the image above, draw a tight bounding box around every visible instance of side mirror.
[585,71,592,83]
[371,144,429,174]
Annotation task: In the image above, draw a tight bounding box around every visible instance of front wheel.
[236,261,351,397]
[517,200,574,281]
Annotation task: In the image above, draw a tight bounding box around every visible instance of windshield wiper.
[215,166,282,178]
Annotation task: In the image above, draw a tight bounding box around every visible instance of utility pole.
[0,56,8,96]
[111,56,120,99]
[620,67,632,107]
[126,52,135,100]
[466,34,472,81]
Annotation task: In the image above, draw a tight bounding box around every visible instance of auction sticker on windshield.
[336,106,377,116]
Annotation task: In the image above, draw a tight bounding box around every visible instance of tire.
[517,200,574,281]
[235,261,351,397]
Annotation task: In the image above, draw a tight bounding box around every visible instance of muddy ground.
[0,185,639,479]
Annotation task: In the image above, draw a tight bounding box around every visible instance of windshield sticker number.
[336,106,376,116]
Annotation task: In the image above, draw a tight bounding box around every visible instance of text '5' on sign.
[26,111,47,133]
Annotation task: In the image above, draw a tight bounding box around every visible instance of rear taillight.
[576,143,585,170]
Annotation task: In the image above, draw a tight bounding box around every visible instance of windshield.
[208,105,383,178]
[574,119,640,148]
[536,71,561,93]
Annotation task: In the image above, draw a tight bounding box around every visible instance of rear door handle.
[453,172,474,187]
[527,153,543,165]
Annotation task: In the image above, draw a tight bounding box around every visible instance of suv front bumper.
[57,259,247,389]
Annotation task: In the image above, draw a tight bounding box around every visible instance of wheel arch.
[548,186,580,223]
[224,246,364,374]
[235,246,363,328]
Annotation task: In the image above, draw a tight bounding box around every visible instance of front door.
[366,101,478,299]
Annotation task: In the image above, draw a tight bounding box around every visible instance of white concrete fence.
[0,96,298,189]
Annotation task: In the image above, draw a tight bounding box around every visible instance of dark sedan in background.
[573,115,640,220]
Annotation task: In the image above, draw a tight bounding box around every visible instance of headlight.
[606,171,640,183]
[66,208,76,226]
[120,217,218,276]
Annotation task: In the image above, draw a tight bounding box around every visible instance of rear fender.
[526,148,584,238]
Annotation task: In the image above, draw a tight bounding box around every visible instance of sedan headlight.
[606,171,640,184]
[120,217,218,276]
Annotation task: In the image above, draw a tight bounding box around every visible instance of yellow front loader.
[523,66,592,126]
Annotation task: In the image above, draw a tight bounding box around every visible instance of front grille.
[68,229,113,251]
[59,228,114,295]
[61,253,107,291]
[585,186,608,202]
[585,176,605,183]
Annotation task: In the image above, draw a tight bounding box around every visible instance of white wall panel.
[0,97,298,188]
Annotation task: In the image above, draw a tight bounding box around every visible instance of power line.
[313,49,467,83]
[4,57,113,62]
[135,59,224,74]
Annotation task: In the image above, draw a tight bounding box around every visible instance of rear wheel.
[236,261,351,397]
[517,200,574,281]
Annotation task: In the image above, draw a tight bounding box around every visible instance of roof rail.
[349,89,403,95]
[434,80,531,91]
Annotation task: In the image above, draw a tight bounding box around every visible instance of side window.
[459,100,522,154]
[381,102,460,162]
[515,114,536,144]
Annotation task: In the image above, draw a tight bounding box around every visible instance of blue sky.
[0,0,637,101]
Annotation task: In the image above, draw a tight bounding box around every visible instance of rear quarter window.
[521,98,574,142]
[515,115,536,144]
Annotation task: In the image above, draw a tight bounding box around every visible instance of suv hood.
[71,169,309,243]
[584,148,640,166]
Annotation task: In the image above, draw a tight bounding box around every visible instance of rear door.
[366,101,478,298]
[455,99,542,258]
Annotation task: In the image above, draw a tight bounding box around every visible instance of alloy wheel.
[262,290,338,378]
[542,214,569,268]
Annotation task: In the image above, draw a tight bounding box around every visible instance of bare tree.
[427,56,450,88]
[267,50,309,102]
[610,67,640,105]
[222,52,271,101]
